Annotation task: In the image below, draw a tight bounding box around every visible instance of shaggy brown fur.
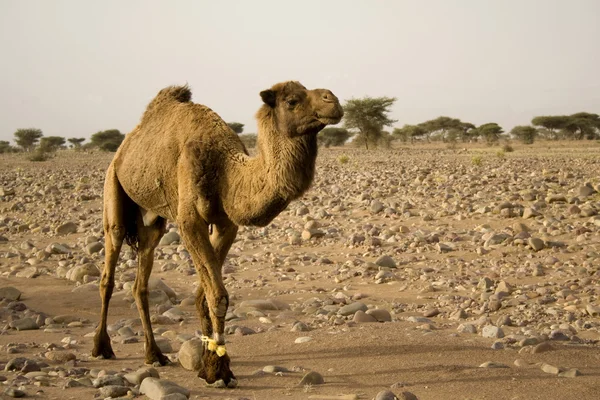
[92,81,343,387]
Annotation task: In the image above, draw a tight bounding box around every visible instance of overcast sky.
[1,0,598,143]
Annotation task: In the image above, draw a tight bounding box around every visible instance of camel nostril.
[322,90,336,103]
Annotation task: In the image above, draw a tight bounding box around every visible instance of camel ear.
[260,90,276,107]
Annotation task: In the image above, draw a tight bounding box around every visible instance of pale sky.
[1,0,599,143]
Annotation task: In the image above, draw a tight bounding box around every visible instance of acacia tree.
[318,127,353,147]
[531,116,569,140]
[227,122,244,134]
[393,124,426,143]
[343,96,397,149]
[14,128,43,152]
[477,123,504,144]
[562,112,600,140]
[511,125,537,144]
[0,141,14,154]
[68,137,86,149]
[91,129,125,152]
[418,116,463,142]
[39,136,66,152]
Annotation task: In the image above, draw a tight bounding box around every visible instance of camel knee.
[106,223,126,243]
[210,295,229,318]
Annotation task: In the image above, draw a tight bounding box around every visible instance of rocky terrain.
[0,142,599,400]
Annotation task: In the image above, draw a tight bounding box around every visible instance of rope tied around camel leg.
[201,336,227,357]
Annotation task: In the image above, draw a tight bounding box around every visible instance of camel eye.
[286,98,299,107]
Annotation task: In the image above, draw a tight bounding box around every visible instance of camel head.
[259,81,344,137]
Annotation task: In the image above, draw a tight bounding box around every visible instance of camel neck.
[223,116,318,227]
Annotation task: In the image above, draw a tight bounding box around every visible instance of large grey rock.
[0,287,21,301]
[178,339,203,371]
[10,318,38,331]
[160,231,180,246]
[93,374,126,388]
[298,371,324,386]
[481,325,504,339]
[124,367,159,385]
[139,377,190,400]
[85,242,104,255]
[55,221,78,235]
[338,302,368,316]
[98,385,130,398]
[375,255,396,268]
[67,263,100,283]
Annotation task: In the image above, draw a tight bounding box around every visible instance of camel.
[92,81,344,387]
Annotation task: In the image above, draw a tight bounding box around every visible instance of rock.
[237,299,279,311]
[522,208,539,219]
[375,390,399,400]
[294,337,312,344]
[558,368,582,378]
[528,237,545,251]
[85,242,104,255]
[481,325,504,339]
[98,385,130,398]
[577,184,596,197]
[532,342,554,354]
[263,365,289,373]
[147,290,172,307]
[479,361,509,368]
[178,339,203,371]
[423,308,440,318]
[298,371,324,386]
[148,277,177,301]
[45,351,76,363]
[375,255,396,268]
[541,363,561,375]
[160,231,181,246]
[436,243,453,253]
[291,321,310,332]
[371,200,384,214]
[353,310,377,323]
[124,367,159,385]
[16,267,38,278]
[365,308,392,322]
[0,286,21,301]
[9,318,38,331]
[139,377,190,400]
[3,388,26,398]
[5,357,29,371]
[55,221,78,235]
[67,263,100,283]
[93,374,126,388]
[338,302,368,316]
[586,304,600,317]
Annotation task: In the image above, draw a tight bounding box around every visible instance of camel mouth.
[317,115,343,125]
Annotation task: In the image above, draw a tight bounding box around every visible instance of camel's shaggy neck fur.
[223,106,317,227]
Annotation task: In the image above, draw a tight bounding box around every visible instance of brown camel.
[92,81,344,387]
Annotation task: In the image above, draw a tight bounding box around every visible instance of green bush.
[338,154,349,164]
[471,155,482,166]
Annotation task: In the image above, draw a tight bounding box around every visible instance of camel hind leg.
[93,163,130,359]
[133,213,168,365]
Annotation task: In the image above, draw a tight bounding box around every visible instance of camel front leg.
[178,207,236,387]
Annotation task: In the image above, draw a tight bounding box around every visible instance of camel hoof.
[145,352,171,367]
[199,377,238,389]
[91,346,116,360]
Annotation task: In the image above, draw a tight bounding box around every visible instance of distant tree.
[531,116,570,140]
[318,127,353,147]
[393,124,426,143]
[343,96,397,149]
[511,125,537,144]
[68,137,86,149]
[238,134,257,149]
[458,122,476,142]
[39,136,66,152]
[14,128,43,152]
[91,129,125,152]
[562,112,600,140]
[227,122,245,134]
[418,116,463,142]
[477,122,504,145]
[0,141,15,154]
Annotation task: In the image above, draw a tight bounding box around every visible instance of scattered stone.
[178,339,203,371]
[479,361,509,368]
[481,325,504,339]
[339,302,368,316]
[528,237,545,251]
[298,371,324,386]
[0,286,21,301]
[98,385,130,398]
[541,363,561,375]
[353,310,377,323]
[55,221,78,235]
[139,377,190,400]
[10,318,38,331]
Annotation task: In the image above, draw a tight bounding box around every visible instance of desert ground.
[0,142,599,400]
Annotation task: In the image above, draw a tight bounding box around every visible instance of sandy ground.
[0,142,599,400]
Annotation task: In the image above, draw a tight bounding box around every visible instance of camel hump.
[154,85,192,103]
